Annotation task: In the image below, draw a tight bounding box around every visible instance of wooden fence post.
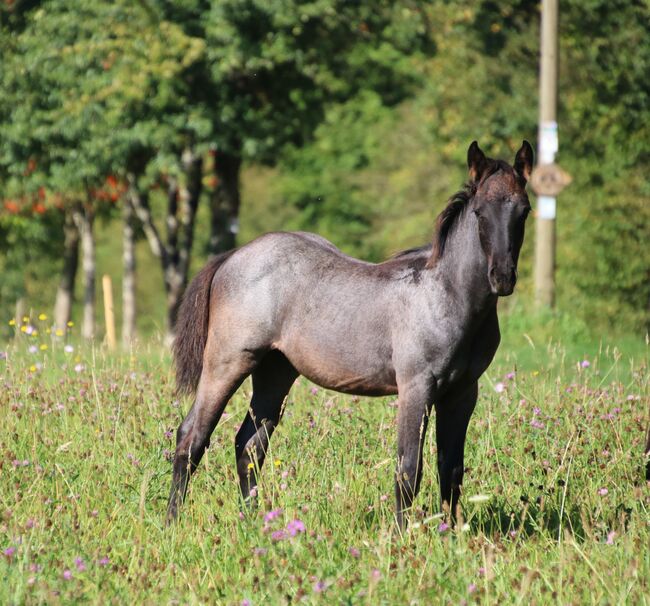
[102,275,117,351]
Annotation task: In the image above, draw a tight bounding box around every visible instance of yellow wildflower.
[8,319,15,326]
[38,313,47,321]
[22,316,29,323]
[55,329,64,337]
[29,365,37,372]
[247,463,255,470]
[67,321,74,327]
[40,344,48,351]
[274,459,281,468]
[20,325,27,333]
[31,330,38,337]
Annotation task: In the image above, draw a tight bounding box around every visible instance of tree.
[194,0,432,254]
[0,0,207,340]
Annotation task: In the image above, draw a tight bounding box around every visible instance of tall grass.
[0,333,648,604]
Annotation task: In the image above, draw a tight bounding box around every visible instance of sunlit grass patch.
[0,339,648,604]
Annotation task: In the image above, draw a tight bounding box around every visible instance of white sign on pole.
[539,121,558,164]
[538,195,557,220]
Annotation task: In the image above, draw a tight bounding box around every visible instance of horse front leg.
[434,381,478,521]
[394,376,435,531]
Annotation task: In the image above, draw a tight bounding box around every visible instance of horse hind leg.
[235,350,298,506]
[166,350,258,523]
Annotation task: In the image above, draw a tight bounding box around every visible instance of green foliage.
[0,0,207,195]
[0,210,62,319]
[204,0,430,160]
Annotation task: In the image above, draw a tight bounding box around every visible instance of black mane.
[426,159,511,267]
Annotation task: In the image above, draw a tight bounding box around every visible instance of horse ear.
[467,141,487,182]
[514,140,534,181]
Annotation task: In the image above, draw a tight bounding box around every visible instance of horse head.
[467,140,533,296]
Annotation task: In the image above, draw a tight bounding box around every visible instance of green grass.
[0,332,648,605]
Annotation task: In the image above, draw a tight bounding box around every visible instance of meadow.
[0,319,648,605]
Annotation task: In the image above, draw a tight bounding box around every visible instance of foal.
[167,140,534,528]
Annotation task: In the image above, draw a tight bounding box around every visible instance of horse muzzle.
[488,265,517,296]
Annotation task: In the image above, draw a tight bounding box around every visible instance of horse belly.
[278,333,397,397]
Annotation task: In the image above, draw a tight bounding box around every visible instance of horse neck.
[431,208,496,319]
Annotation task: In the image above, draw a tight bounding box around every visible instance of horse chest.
[432,315,500,394]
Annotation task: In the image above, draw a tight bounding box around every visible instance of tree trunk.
[209,151,241,256]
[165,148,203,341]
[53,209,80,333]
[72,203,96,340]
[129,148,203,344]
[122,196,137,346]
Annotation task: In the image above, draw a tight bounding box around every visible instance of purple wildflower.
[271,530,286,542]
[241,600,252,606]
[28,345,38,354]
[253,547,267,556]
[606,531,616,545]
[468,583,477,594]
[64,345,74,353]
[598,488,608,496]
[494,382,505,393]
[74,557,86,572]
[310,386,319,395]
[313,580,327,593]
[3,546,16,558]
[63,570,73,580]
[286,519,305,537]
[349,547,360,558]
[581,360,590,368]
[438,522,450,533]
[0,351,7,360]
[99,556,110,566]
[263,508,283,523]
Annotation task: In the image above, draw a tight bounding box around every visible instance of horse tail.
[173,250,236,396]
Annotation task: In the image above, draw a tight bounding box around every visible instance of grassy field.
[1,323,648,605]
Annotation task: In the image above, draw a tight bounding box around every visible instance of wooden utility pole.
[534,0,559,308]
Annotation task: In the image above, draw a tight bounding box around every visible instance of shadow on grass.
[464,496,636,543]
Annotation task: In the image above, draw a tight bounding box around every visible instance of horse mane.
[424,159,511,268]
